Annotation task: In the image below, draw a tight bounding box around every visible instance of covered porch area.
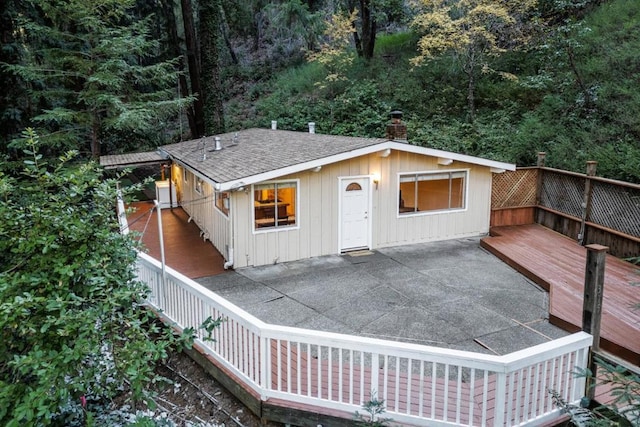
[126,201,227,279]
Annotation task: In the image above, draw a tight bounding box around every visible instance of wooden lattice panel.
[590,181,640,238]
[540,171,584,218]
[491,169,538,208]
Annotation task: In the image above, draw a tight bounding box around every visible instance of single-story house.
[144,121,515,269]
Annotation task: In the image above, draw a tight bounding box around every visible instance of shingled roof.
[99,151,166,169]
[160,128,387,188]
[158,128,515,191]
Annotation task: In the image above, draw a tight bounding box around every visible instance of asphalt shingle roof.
[160,128,387,184]
[99,151,165,169]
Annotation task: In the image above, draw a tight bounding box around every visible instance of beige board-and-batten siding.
[174,165,231,263]
[232,150,494,268]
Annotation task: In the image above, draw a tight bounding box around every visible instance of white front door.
[340,177,371,251]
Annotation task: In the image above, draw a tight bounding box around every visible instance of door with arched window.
[339,177,371,251]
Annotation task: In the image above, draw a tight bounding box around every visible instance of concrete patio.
[196,237,569,356]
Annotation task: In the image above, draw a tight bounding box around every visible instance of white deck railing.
[137,252,592,427]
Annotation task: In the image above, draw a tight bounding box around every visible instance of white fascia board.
[386,141,516,171]
[216,143,390,191]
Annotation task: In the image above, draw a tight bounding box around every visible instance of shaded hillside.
[225,0,640,183]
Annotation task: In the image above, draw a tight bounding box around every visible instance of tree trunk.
[0,0,23,140]
[181,0,205,137]
[220,6,238,65]
[567,45,592,111]
[200,0,225,135]
[178,59,197,139]
[164,0,197,138]
[467,69,475,123]
[465,48,477,123]
[359,0,376,60]
[90,116,100,157]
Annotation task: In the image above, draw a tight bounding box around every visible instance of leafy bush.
[0,129,193,426]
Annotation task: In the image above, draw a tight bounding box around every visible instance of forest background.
[1,1,639,425]
[1,0,639,183]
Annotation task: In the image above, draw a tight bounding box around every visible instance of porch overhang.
[99,151,169,170]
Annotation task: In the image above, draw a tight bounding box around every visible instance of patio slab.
[195,237,569,355]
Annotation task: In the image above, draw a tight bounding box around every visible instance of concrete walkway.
[196,237,569,355]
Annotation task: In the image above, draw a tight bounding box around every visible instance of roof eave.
[215,143,386,191]
[163,140,516,192]
[386,141,516,171]
[215,141,515,191]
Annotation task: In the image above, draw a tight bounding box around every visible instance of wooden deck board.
[126,201,227,278]
[481,224,640,365]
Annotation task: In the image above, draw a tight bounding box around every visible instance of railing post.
[535,152,546,207]
[578,161,597,245]
[260,335,270,400]
[582,243,607,401]
[493,372,507,426]
[371,353,379,401]
[154,200,167,310]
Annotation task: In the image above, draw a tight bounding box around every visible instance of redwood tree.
[200,0,225,135]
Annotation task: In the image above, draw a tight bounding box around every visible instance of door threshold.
[342,249,374,257]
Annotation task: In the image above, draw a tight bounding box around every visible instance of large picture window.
[398,171,466,214]
[254,181,297,230]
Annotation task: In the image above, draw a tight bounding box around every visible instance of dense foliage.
[247,0,640,182]
[3,0,190,157]
[2,0,639,181]
[0,129,191,425]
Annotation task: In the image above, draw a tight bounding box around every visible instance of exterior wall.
[374,151,492,248]
[173,164,230,262]
[232,151,494,268]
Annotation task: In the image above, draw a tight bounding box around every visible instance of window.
[254,181,297,230]
[215,191,230,216]
[398,171,466,214]
[183,167,188,183]
[195,177,203,194]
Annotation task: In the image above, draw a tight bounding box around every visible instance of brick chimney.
[385,110,407,141]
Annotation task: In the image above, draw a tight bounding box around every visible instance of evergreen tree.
[6,0,192,157]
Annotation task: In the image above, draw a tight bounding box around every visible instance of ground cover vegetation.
[0,129,198,425]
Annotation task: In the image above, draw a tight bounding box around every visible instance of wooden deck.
[481,224,640,365]
[126,201,227,278]
[133,218,599,426]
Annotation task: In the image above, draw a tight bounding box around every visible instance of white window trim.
[252,179,300,234]
[214,191,230,217]
[396,169,469,218]
[195,176,204,195]
[183,167,188,183]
